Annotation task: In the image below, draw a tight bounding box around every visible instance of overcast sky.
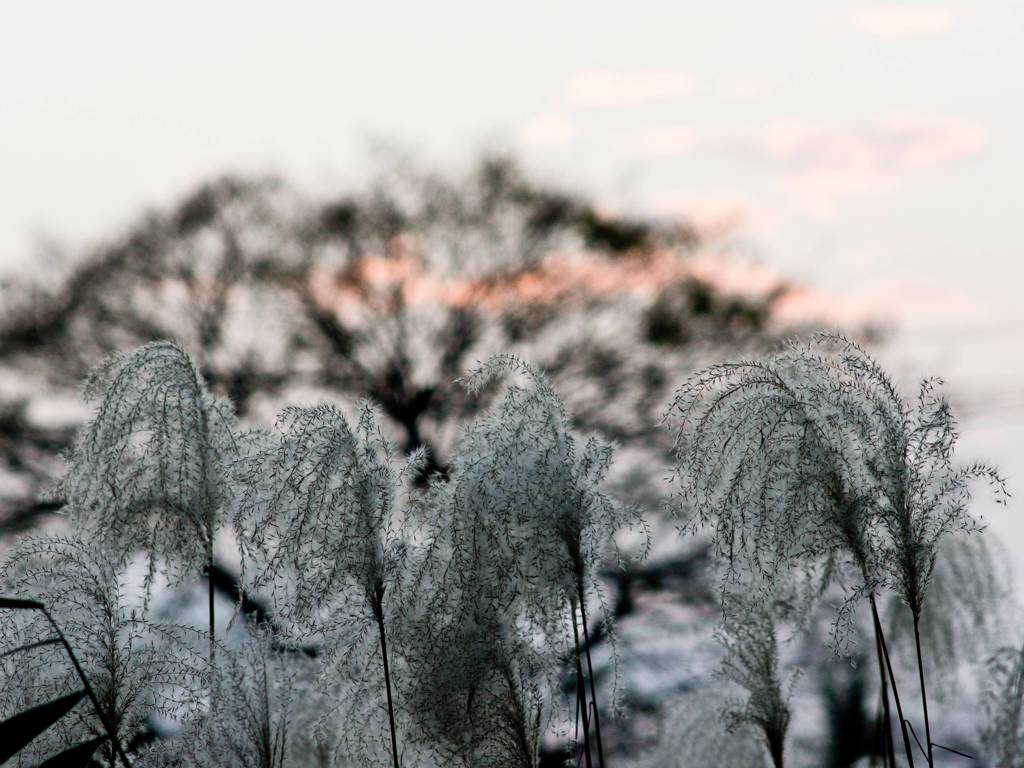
[2,1,1020,312]
[2,1,1022,564]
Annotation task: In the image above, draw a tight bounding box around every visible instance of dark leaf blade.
[35,735,108,768]
[0,689,88,763]
[0,596,45,610]
[1,637,62,659]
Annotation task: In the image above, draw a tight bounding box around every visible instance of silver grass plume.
[233,401,424,768]
[0,535,206,766]
[716,591,796,768]
[809,334,1008,623]
[458,353,647,647]
[398,478,552,768]
[58,341,238,630]
[662,339,885,644]
[980,642,1024,767]
[233,401,421,631]
[458,353,649,765]
[139,624,334,768]
[641,693,770,768]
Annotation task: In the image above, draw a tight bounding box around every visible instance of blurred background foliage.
[0,154,998,765]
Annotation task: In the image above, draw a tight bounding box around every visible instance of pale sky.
[2,1,1022,569]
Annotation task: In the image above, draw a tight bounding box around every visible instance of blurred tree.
[0,154,787,531]
[0,154,821,762]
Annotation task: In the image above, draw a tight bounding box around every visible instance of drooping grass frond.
[457,352,648,633]
[233,400,422,768]
[59,341,238,600]
[662,341,884,637]
[398,478,553,768]
[141,625,332,768]
[885,532,1006,694]
[0,535,206,766]
[234,401,419,634]
[810,333,1008,622]
[640,693,770,768]
[980,642,1024,767]
[716,592,795,768]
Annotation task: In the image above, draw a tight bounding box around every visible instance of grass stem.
[571,597,594,768]
[870,594,915,768]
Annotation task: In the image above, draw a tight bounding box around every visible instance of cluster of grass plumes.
[57,341,238,670]
[980,642,1024,766]
[664,332,1008,766]
[1,344,643,767]
[641,693,771,768]
[396,471,553,768]
[0,535,206,766]
[0,335,1012,767]
[140,625,334,768]
[716,592,794,768]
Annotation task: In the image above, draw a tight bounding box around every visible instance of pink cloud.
[519,114,575,146]
[687,251,788,299]
[853,7,957,39]
[617,127,702,156]
[746,115,986,216]
[772,280,981,327]
[567,70,694,107]
[649,192,777,237]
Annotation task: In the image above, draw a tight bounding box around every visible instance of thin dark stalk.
[199,400,216,669]
[874,626,897,768]
[870,595,915,768]
[0,636,61,658]
[570,597,594,768]
[373,588,401,768]
[41,608,133,768]
[871,709,882,768]
[768,732,784,768]
[912,614,934,766]
[576,586,606,768]
[260,653,274,768]
[207,558,216,665]
[932,743,975,759]
[499,662,536,768]
[571,667,586,765]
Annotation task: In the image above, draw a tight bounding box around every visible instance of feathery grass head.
[642,693,771,768]
[0,535,206,764]
[665,332,1007,630]
[234,400,422,635]
[663,339,883,598]
[839,347,1009,619]
[785,333,1008,619]
[142,624,331,768]
[59,341,237,596]
[980,641,1024,768]
[397,475,554,768]
[457,353,647,607]
[716,591,795,768]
